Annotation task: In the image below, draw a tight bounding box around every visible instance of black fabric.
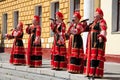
[93,23,101,31]
[70,57,81,65]
[30,28,41,47]
[31,55,42,60]
[84,60,87,66]
[54,55,61,61]
[14,54,25,59]
[90,60,99,67]
[54,55,65,61]
[15,33,24,46]
[60,56,65,61]
[73,34,83,48]
[91,33,98,48]
[15,40,24,46]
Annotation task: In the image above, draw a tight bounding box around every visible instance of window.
[70,0,80,21]
[50,2,59,36]
[2,13,7,36]
[51,2,59,19]
[117,0,120,31]
[112,0,120,33]
[35,6,42,26]
[13,11,19,29]
[74,0,80,11]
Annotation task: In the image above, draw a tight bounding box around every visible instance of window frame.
[112,0,120,34]
[2,13,7,36]
[69,0,80,21]
[13,11,19,29]
[35,5,42,26]
[50,1,59,36]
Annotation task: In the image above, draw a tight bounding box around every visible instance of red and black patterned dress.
[84,19,107,77]
[67,22,84,73]
[8,30,26,65]
[26,25,42,67]
[50,22,67,70]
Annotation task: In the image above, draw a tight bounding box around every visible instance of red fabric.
[30,60,42,67]
[34,15,40,22]
[56,12,63,19]
[9,40,15,64]
[26,37,31,65]
[36,26,41,36]
[50,21,67,70]
[100,19,107,30]
[74,11,81,20]
[67,64,82,73]
[98,34,107,42]
[84,32,91,75]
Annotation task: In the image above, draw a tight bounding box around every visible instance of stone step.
[0,53,120,80]
[1,62,120,80]
[0,73,29,80]
[0,53,10,63]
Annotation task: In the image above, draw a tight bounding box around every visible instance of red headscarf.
[34,15,40,22]
[56,12,64,19]
[73,11,81,20]
[96,8,104,18]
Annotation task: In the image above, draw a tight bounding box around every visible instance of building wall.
[101,0,120,55]
[0,0,84,49]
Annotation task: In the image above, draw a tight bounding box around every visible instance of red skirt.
[84,48,105,78]
[10,46,26,65]
[26,46,42,67]
[51,45,67,70]
[67,48,84,73]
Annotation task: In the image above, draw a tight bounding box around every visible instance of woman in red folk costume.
[5,22,26,65]
[84,8,107,78]
[67,12,84,73]
[50,12,67,70]
[26,16,42,67]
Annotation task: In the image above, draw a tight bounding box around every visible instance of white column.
[82,0,94,52]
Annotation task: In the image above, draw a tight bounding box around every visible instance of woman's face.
[94,12,101,21]
[72,15,79,23]
[32,19,39,25]
[17,25,21,30]
[56,15,62,22]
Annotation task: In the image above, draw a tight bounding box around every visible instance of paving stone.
[40,68,55,76]
[54,70,70,79]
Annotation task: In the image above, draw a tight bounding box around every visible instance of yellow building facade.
[0,0,85,49]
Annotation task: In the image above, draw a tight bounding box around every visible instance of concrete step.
[0,62,120,80]
[0,53,120,80]
[0,53,10,63]
[0,73,29,80]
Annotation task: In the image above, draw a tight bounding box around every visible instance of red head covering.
[18,22,23,29]
[34,15,40,22]
[74,11,81,20]
[96,8,104,17]
[56,12,64,19]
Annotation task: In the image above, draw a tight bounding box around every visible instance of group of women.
[5,8,107,78]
